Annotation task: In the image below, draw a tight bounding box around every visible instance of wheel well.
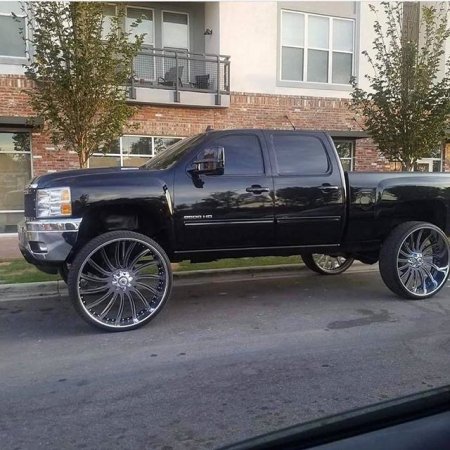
[73,205,171,259]
[408,200,447,231]
[374,200,447,253]
[349,200,447,265]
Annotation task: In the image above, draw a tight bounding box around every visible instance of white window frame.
[0,4,29,60]
[101,3,118,41]
[417,148,444,172]
[126,5,155,47]
[161,10,190,52]
[333,139,355,171]
[280,10,355,86]
[125,6,155,82]
[89,135,182,167]
[0,131,33,234]
[279,10,305,82]
[162,10,190,84]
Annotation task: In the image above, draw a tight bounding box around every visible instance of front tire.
[379,221,449,299]
[68,231,173,331]
[302,254,354,275]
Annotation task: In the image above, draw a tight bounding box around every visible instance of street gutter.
[0,262,379,302]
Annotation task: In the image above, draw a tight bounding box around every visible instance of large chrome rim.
[397,227,449,297]
[76,238,170,329]
[312,254,353,273]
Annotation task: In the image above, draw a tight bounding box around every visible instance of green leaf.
[350,2,450,170]
[20,2,144,168]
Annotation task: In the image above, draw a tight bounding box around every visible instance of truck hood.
[31,167,146,189]
[26,166,174,219]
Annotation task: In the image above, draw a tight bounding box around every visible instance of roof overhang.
[0,116,44,129]
[326,130,369,139]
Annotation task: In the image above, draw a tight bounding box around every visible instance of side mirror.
[189,146,225,176]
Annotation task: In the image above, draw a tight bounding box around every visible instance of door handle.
[246,185,270,194]
[319,184,339,192]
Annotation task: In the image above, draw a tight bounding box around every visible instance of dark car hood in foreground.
[219,385,450,450]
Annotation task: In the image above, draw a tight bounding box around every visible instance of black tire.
[68,231,173,332]
[302,253,354,275]
[379,221,450,300]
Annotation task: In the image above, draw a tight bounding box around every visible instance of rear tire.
[379,221,449,299]
[301,254,354,275]
[68,231,172,332]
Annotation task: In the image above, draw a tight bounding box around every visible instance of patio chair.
[192,74,211,90]
[158,66,184,88]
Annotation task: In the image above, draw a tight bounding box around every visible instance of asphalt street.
[1,266,450,450]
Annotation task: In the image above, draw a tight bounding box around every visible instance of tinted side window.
[272,134,329,175]
[211,135,264,175]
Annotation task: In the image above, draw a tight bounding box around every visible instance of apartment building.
[0,1,449,233]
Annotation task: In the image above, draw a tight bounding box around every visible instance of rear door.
[173,131,275,250]
[269,131,345,246]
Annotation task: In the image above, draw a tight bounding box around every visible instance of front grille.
[24,188,36,218]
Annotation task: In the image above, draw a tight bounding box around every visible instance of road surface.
[1,267,450,449]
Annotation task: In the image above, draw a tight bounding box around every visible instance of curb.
[0,280,68,301]
[0,262,378,302]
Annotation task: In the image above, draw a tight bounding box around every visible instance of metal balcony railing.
[129,48,231,103]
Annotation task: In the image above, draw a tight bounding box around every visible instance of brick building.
[0,1,449,233]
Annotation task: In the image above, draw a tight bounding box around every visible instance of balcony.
[128,48,231,108]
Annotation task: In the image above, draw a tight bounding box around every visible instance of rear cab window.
[271,133,330,175]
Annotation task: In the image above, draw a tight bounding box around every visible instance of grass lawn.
[176,256,300,271]
[0,259,60,284]
[0,256,301,284]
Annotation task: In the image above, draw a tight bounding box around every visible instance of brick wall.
[127,92,362,136]
[0,75,34,116]
[1,75,448,175]
[30,132,79,175]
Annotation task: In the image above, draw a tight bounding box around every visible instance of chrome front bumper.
[18,218,82,263]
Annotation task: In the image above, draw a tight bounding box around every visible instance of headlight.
[36,187,72,218]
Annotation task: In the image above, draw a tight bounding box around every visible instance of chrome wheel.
[69,232,172,331]
[313,254,354,273]
[397,227,449,297]
[302,253,354,275]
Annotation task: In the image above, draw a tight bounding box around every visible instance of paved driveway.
[1,267,450,449]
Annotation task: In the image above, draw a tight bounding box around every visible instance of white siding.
[217,1,378,98]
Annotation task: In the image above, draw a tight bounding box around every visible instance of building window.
[416,147,444,172]
[126,6,154,47]
[0,2,27,59]
[334,139,355,171]
[0,132,32,233]
[280,10,354,85]
[162,11,189,51]
[89,135,182,168]
[162,11,190,84]
[123,6,155,82]
[101,4,117,41]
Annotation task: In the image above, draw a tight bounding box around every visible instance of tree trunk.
[401,161,415,172]
[78,149,89,169]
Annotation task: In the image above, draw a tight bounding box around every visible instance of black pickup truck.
[19,129,450,331]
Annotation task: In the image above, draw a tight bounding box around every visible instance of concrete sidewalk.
[0,234,21,260]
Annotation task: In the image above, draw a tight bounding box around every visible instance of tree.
[350,2,450,171]
[20,2,144,168]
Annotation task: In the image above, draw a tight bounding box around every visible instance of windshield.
[141,134,205,170]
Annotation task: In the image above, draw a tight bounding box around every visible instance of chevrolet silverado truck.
[19,129,450,331]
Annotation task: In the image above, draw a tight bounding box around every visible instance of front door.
[269,132,345,246]
[174,131,275,250]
